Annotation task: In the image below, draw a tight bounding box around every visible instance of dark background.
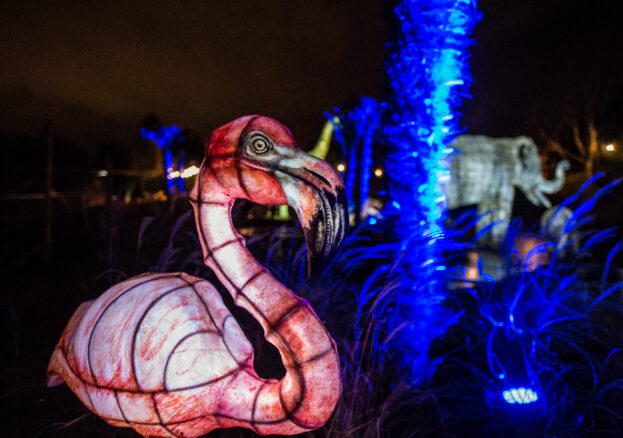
[464,0,623,141]
[0,1,386,150]
[1,0,622,150]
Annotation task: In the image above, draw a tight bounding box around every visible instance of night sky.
[0,1,386,149]
[1,1,622,150]
[464,0,623,141]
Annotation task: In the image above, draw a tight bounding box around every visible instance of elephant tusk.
[523,189,542,207]
[534,189,551,208]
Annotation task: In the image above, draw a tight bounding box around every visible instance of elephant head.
[513,137,570,208]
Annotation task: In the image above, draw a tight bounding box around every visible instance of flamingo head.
[196,115,348,277]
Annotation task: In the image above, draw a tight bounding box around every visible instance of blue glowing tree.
[330,97,384,223]
[140,124,184,195]
[383,0,480,382]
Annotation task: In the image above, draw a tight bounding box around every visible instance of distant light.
[605,144,615,152]
[336,163,346,172]
[166,165,200,180]
[502,387,539,404]
[374,168,384,178]
[368,217,377,225]
[97,170,109,177]
[464,265,479,282]
[180,165,200,178]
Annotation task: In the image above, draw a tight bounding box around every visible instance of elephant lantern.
[445,135,569,246]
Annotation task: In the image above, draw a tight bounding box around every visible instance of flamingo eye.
[251,135,271,154]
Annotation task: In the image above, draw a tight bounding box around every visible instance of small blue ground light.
[502,387,539,405]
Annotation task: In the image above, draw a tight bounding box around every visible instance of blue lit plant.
[140,124,186,195]
[382,0,481,383]
[324,0,481,384]
[433,175,623,436]
[329,97,384,224]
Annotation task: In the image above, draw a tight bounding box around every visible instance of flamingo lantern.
[47,116,348,437]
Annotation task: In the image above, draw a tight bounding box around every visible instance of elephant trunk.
[538,160,570,194]
[522,160,570,208]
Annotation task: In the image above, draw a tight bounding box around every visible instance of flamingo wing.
[48,272,255,436]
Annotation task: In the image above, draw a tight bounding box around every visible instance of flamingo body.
[48,273,255,436]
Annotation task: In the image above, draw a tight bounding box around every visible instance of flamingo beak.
[273,149,348,278]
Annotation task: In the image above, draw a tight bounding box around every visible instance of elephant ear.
[514,140,532,187]
[518,143,528,167]
[515,138,554,208]
[518,139,536,170]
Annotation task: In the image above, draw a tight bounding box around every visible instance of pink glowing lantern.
[47,116,347,437]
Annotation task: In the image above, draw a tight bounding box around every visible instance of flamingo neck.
[190,185,303,341]
[197,200,283,303]
[189,167,341,432]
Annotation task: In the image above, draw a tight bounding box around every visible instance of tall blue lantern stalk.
[140,124,183,195]
[332,97,382,223]
[384,0,480,381]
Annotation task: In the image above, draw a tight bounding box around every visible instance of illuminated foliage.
[383,0,480,381]
[140,124,183,194]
